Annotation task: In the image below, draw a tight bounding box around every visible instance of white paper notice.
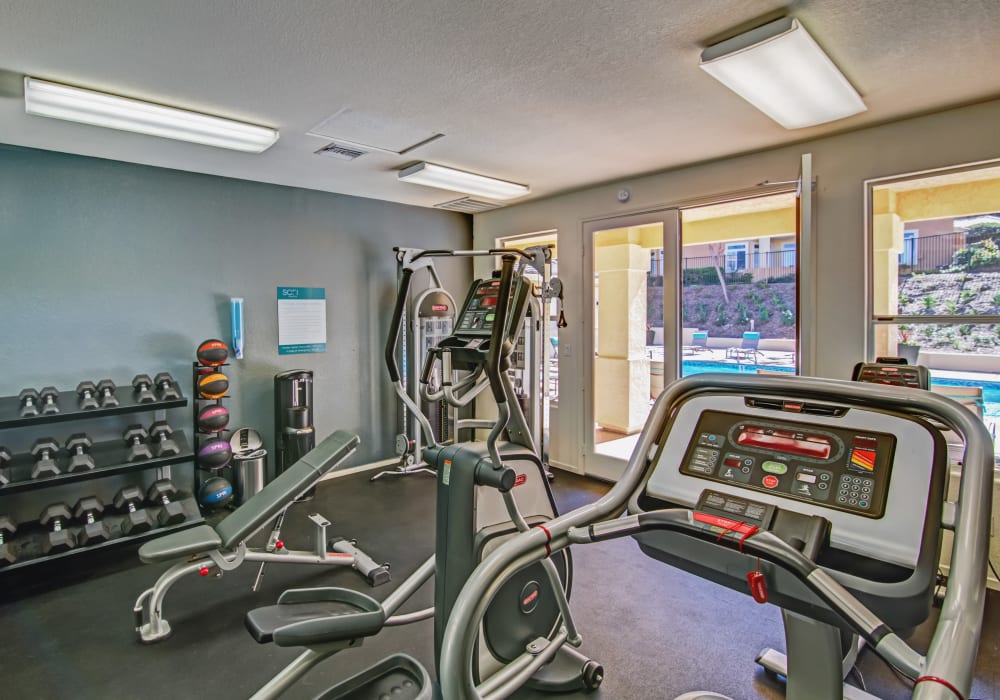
[277,287,327,354]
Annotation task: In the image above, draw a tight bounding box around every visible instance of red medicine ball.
[198,372,229,399]
[197,339,229,367]
[197,404,230,432]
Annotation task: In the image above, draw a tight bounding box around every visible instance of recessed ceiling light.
[24,77,279,153]
[398,162,529,200]
[699,17,866,130]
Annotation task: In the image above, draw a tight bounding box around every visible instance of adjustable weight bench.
[133,430,390,643]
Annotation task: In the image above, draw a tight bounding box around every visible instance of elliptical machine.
[244,249,600,699]
[374,245,560,479]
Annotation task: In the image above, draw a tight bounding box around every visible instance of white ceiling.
[2,0,999,210]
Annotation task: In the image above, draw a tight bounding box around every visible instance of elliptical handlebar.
[485,255,518,405]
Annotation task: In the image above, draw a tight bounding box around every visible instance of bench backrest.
[216,430,360,549]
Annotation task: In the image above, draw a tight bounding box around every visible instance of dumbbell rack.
[192,362,233,511]
[0,378,203,575]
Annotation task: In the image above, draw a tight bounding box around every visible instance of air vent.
[314,142,368,161]
[744,397,847,417]
[434,197,501,213]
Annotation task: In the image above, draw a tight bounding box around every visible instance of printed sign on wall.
[277,287,327,354]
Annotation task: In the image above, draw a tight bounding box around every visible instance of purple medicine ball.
[197,438,232,468]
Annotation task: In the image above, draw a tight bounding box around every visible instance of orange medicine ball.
[197,339,229,367]
[198,372,229,399]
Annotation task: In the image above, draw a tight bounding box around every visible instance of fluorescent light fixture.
[398,162,529,200]
[24,77,279,153]
[699,17,866,130]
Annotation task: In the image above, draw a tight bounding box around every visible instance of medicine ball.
[198,372,229,399]
[197,404,230,433]
[198,477,233,508]
[197,339,229,367]
[197,438,232,468]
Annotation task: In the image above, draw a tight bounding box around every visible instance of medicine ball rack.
[0,377,202,574]
[192,362,233,511]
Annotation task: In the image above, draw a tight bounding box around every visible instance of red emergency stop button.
[762,475,779,489]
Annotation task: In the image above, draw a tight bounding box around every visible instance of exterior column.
[595,242,649,434]
[872,189,904,357]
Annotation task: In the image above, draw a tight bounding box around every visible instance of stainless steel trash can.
[230,428,267,505]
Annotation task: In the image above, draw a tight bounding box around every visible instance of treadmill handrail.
[438,374,993,700]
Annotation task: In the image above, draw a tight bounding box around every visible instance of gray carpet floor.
[0,468,997,699]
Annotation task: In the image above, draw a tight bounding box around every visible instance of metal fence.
[897,230,1000,274]
[677,249,797,286]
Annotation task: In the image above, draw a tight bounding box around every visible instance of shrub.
[993,293,1000,309]
[780,309,795,326]
[715,302,728,325]
[944,301,959,314]
[922,296,936,311]
[960,290,974,304]
[696,303,709,324]
[766,273,796,284]
[683,267,723,286]
[758,306,771,322]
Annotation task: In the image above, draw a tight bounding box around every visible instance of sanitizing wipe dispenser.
[274,370,317,500]
[230,428,267,505]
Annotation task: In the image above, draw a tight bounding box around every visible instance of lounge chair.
[726,331,761,363]
[683,331,710,355]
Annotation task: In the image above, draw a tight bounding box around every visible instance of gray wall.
[473,98,1000,473]
[0,144,471,480]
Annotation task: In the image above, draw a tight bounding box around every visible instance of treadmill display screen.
[680,410,896,518]
[735,425,832,459]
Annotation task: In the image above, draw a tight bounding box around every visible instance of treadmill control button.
[762,461,787,475]
[698,433,723,448]
[762,475,779,489]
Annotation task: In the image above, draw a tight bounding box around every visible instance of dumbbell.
[65,433,96,472]
[123,425,153,462]
[31,438,61,479]
[39,386,60,415]
[153,372,181,401]
[131,374,156,404]
[115,486,153,535]
[0,515,17,567]
[19,388,40,417]
[76,381,100,410]
[40,503,76,554]
[73,496,111,545]
[149,421,180,457]
[0,447,11,487]
[147,480,186,526]
[96,379,118,408]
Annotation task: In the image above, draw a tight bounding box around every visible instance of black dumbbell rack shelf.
[0,433,194,495]
[0,501,203,573]
[0,391,188,429]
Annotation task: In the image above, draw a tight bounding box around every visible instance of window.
[899,230,918,267]
[725,242,748,272]
[781,242,796,267]
[868,161,1000,449]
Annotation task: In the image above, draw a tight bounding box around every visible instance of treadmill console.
[680,411,895,518]
[454,278,504,336]
[852,361,930,389]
